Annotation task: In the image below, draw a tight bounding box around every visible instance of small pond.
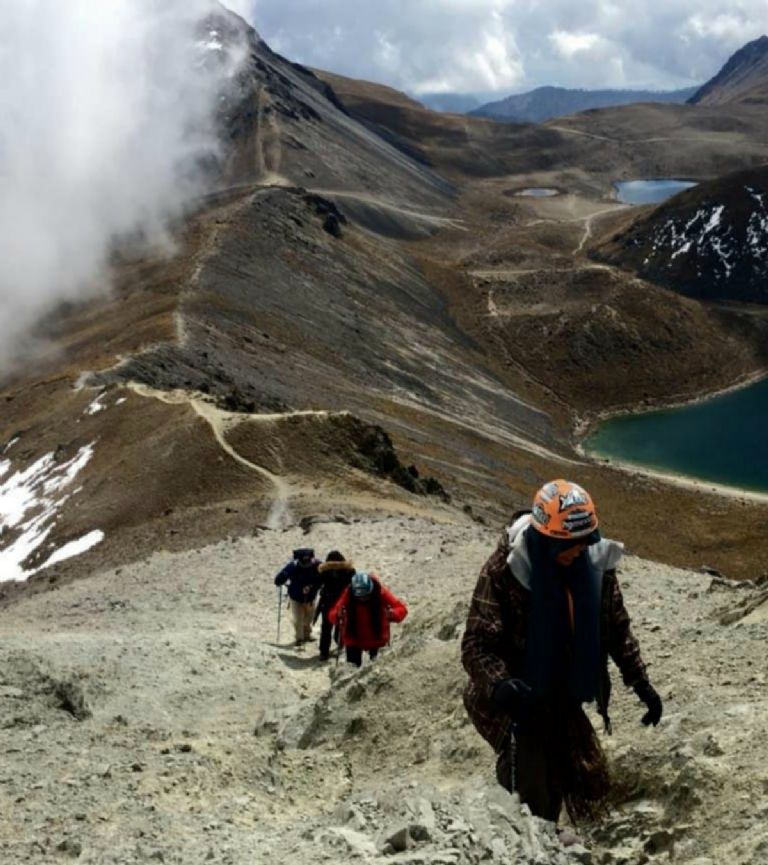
[586,377,768,492]
[614,179,698,206]
[516,188,559,198]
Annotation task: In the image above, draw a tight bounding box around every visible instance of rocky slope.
[595,166,768,303]
[472,86,697,123]
[1,513,767,864]
[689,35,768,106]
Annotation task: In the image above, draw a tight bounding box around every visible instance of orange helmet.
[530,480,598,540]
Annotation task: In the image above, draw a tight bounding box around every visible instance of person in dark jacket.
[274,547,321,645]
[328,572,408,667]
[462,480,663,825]
[316,551,356,661]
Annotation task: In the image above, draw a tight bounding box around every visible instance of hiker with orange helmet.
[462,480,662,826]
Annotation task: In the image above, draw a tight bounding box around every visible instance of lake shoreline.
[574,366,768,502]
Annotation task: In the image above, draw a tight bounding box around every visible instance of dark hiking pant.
[345,647,379,667]
[496,727,564,822]
[319,615,337,659]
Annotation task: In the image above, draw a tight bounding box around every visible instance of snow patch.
[40,530,104,569]
[746,186,764,208]
[2,436,20,456]
[0,442,98,582]
[85,394,107,415]
[646,204,739,279]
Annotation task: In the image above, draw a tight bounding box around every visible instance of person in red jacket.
[328,571,408,667]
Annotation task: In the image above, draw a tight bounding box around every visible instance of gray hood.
[506,514,624,590]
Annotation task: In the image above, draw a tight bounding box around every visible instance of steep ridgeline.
[202,4,451,199]
[689,35,768,106]
[595,167,768,303]
[472,85,698,123]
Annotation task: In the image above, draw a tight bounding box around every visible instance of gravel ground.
[1,514,767,864]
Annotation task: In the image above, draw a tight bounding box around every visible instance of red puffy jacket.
[328,574,408,650]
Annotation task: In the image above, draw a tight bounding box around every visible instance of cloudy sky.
[227,0,767,95]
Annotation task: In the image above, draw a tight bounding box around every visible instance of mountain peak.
[689,34,768,105]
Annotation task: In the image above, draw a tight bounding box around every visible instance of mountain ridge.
[689,34,768,105]
[472,84,698,123]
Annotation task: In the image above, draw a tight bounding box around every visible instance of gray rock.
[56,838,82,858]
[322,827,378,856]
[0,687,23,698]
[386,827,412,853]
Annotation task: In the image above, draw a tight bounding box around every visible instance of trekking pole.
[335,615,343,668]
[508,725,517,794]
[276,586,283,644]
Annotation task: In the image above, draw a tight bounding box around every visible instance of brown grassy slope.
[413,181,767,413]
[316,70,596,181]
[316,70,768,188]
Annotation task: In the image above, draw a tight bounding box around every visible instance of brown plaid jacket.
[462,526,648,753]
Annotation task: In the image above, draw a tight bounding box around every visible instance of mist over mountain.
[0,0,248,372]
[472,85,699,123]
[689,35,768,106]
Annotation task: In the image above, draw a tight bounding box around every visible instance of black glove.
[492,678,533,714]
[634,680,663,727]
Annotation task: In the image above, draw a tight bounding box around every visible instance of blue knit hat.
[351,572,373,598]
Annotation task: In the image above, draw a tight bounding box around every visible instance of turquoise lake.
[614,179,698,205]
[586,378,768,492]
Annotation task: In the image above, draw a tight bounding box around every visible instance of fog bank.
[0,0,245,371]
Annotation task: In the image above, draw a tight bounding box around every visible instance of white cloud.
[223,0,256,26]
[0,0,246,372]
[685,13,757,42]
[243,0,768,93]
[549,31,603,60]
[244,0,525,94]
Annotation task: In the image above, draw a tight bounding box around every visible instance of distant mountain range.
[417,93,485,114]
[378,32,768,123]
[470,85,699,123]
[689,34,768,106]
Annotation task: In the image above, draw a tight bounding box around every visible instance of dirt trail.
[189,400,292,530]
[255,86,288,187]
[126,384,341,530]
[574,205,628,254]
[473,263,614,281]
[548,125,615,142]
[308,187,465,229]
